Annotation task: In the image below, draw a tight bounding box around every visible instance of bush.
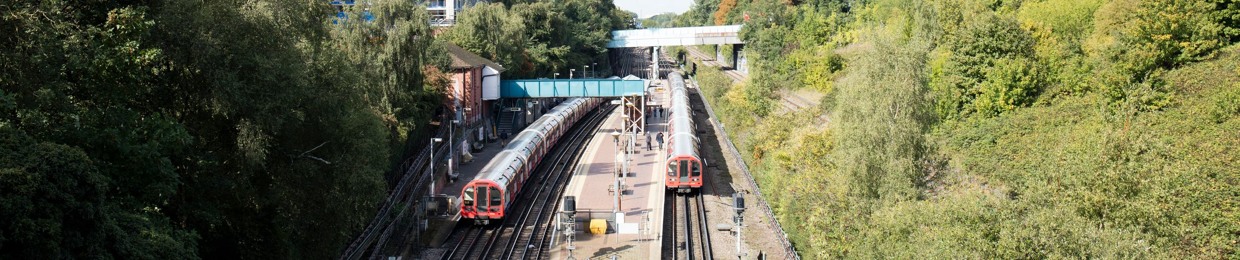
[973,57,1045,116]
[930,13,1040,119]
[1088,0,1232,101]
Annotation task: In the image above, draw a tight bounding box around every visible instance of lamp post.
[592,62,597,78]
[583,65,589,79]
[463,107,473,155]
[610,130,621,214]
[429,137,443,197]
[554,72,559,80]
[569,68,575,79]
[449,119,459,182]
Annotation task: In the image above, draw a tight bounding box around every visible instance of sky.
[612,0,694,19]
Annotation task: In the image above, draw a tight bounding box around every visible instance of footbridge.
[606,25,742,48]
[606,25,748,78]
[498,79,646,98]
[497,78,650,133]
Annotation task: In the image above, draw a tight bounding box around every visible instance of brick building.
[436,42,502,193]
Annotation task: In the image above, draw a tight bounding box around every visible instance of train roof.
[473,150,524,188]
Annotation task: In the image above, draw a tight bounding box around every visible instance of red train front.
[666,154,703,191]
[460,179,506,224]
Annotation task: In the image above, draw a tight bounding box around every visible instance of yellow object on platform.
[589,219,607,235]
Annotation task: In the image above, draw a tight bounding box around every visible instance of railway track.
[780,90,813,112]
[439,103,616,260]
[663,193,713,260]
[684,46,746,83]
[497,105,613,260]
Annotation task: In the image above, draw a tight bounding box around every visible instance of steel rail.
[508,104,615,258]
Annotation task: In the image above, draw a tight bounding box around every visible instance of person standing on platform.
[646,134,652,151]
[656,132,664,149]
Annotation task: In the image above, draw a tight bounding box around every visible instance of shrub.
[930,13,1039,119]
[973,57,1045,116]
[1088,0,1232,102]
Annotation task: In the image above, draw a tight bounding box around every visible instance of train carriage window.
[691,162,701,177]
[489,187,502,211]
[508,180,518,201]
[463,187,475,207]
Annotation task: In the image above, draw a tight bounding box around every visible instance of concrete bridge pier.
[651,46,660,80]
[733,44,746,73]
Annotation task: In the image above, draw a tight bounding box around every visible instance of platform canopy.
[607,25,743,48]
[500,79,646,98]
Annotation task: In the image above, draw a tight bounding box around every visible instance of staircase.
[497,109,518,137]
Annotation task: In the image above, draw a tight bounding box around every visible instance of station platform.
[440,138,506,198]
[551,80,670,259]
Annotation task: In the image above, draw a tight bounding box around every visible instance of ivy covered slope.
[1,0,449,258]
[678,0,1239,258]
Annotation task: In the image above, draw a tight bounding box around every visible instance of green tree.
[0,3,199,258]
[832,35,933,205]
[930,13,1039,119]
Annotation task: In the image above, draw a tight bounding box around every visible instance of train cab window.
[463,187,475,208]
[489,187,502,211]
[679,160,689,179]
[668,161,677,177]
[691,162,701,177]
[476,188,487,212]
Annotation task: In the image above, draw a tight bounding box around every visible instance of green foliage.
[444,0,629,78]
[640,12,679,28]
[441,3,528,76]
[788,45,844,93]
[1017,0,1105,96]
[1212,83,1240,122]
[973,57,1045,116]
[831,34,933,204]
[930,13,1040,119]
[685,0,1240,258]
[1088,0,1232,105]
[0,0,454,258]
[0,127,198,259]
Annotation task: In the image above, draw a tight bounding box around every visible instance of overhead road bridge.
[605,25,748,78]
[606,25,742,48]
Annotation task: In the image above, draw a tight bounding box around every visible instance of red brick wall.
[449,66,483,126]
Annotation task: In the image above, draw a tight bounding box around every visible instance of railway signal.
[563,196,577,259]
[735,192,746,259]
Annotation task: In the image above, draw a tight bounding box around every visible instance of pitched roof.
[444,42,505,72]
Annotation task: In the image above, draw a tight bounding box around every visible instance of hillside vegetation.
[676,0,1239,258]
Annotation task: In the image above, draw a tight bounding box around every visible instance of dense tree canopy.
[1,0,449,258]
[442,0,634,78]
